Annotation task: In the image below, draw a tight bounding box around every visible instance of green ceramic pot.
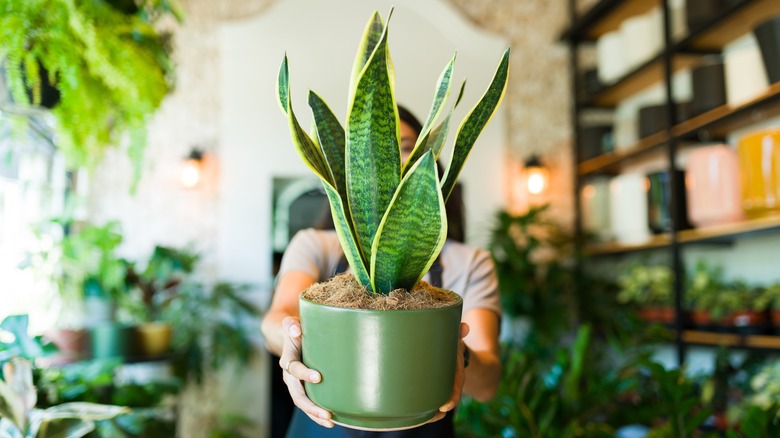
[89,323,130,359]
[299,291,463,431]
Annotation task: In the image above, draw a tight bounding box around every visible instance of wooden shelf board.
[585,233,671,256]
[678,215,780,244]
[578,131,667,175]
[681,0,780,51]
[562,0,660,41]
[672,82,780,140]
[584,54,701,107]
[683,331,780,349]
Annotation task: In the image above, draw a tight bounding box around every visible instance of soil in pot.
[299,273,462,431]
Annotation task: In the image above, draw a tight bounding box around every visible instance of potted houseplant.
[704,280,768,335]
[756,283,780,335]
[685,260,725,329]
[124,246,199,358]
[24,221,132,360]
[277,9,509,430]
[617,262,675,324]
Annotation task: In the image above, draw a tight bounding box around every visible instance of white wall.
[217,0,509,299]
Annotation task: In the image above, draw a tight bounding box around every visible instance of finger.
[285,375,333,426]
[424,410,447,425]
[460,322,470,339]
[282,316,302,338]
[284,359,322,383]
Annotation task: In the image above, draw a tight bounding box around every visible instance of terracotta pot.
[44,328,89,358]
[737,129,780,219]
[300,292,462,430]
[685,145,745,227]
[638,307,675,324]
[718,310,768,335]
[688,309,713,327]
[134,322,173,357]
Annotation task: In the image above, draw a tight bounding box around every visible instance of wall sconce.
[524,155,549,195]
[180,148,204,189]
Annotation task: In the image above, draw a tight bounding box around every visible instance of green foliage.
[162,282,260,381]
[278,9,510,294]
[0,358,129,438]
[0,0,181,180]
[642,362,712,438]
[123,245,199,322]
[0,316,56,369]
[616,262,673,307]
[685,260,767,319]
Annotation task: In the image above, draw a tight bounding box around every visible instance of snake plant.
[278,9,509,294]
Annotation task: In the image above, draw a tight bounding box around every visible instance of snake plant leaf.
[309,91,347,207]
[371,151,446,293]
[321,182,372,288]
[441,48,510,201]
[349,11,385,99]
[346,13,400,263]
[402,54,456,175]
[418,80,467,163]
[277,56,334,185]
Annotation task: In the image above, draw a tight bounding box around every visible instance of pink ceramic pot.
[685,145,745,227]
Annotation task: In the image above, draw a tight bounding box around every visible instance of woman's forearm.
[261,310,291,357]
[462,347,501,402]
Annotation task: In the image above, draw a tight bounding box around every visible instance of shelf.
[673,82,780,141]
[676,0,780,52]
[682,330,780,350]
[585,233,670,256]
[582,53,701,107]
[678,215,780,244]
[561,0,660,42]
[578,131,667,175]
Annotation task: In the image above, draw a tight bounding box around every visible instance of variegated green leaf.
[276,54,290,114]
[277,56,334,186]
[441,48,510,201]
[371,152,446,293]
[309,91,347,207]
[409,80,466,166]
[347,14,400,264]
[349,11,385,99]
[402,54,455,175]
[321,182,371,289]
[0,379,26,433]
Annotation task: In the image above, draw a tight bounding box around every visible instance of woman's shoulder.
[289,228,341,253]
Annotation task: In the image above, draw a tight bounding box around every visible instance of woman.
[261,106,502,437]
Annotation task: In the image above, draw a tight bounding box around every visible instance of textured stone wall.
[448,0,574,224]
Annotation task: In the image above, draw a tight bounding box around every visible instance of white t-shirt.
[278,228,502,318]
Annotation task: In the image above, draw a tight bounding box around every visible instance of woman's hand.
[426,322,470,424]
[279,316,334,428]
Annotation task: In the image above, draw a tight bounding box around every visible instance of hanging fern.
[0,0,181,182]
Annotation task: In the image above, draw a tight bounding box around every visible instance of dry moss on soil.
[301,273,459,310]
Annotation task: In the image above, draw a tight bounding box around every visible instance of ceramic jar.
[724,34,769,106]
[755,16,780,84]
[646,169,690,234]
[738,129,780,219]
[685,145,745,227]
[580,176,612,241]
[610,173,651,244]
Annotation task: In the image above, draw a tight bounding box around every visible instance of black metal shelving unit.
[563,0,780,364]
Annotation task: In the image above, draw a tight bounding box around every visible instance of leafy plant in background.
[0,0,182,183]
[278,9,510,294]
[0,358,128,438]
[456,325,666,438]
[641,362,713,438]
[162,282,259,381]
[616,262,673,308]
[22,221,130,325]
[123,245,199,323]
[726,360,780,437]
[0,316,55,371]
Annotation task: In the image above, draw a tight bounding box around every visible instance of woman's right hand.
[279,316,334,428]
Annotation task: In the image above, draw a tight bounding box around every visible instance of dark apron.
[285,255,453,438]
